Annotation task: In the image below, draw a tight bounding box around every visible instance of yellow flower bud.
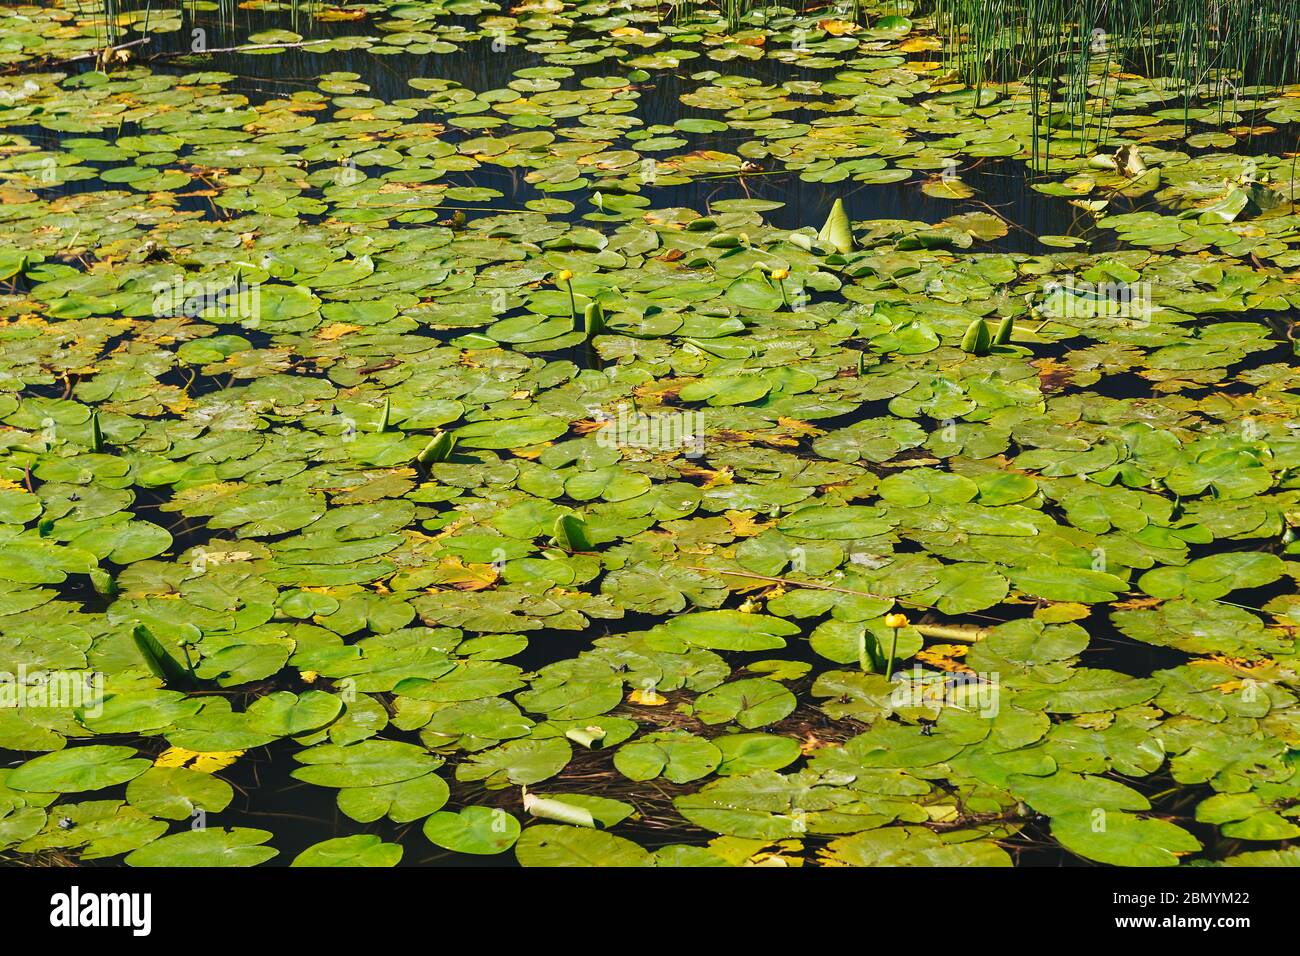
[770,268,789,280]
[884,613,908,629]
[557,269,574,283]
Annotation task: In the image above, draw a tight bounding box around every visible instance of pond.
[1,0,1300,869]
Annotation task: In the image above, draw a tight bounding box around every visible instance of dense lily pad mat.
[1,0,1300,868]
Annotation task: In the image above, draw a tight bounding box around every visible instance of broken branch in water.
[0,37,152,74]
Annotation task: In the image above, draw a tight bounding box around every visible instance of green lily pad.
[126,827,278,867]
[8,746,150,794]
[423,806,521,855]
[514,824,652,867]
[292,834,402,867]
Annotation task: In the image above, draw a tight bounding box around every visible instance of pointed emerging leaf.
[552,514,593,551]
[993,315,1014,345]
[817,198,855,254]
[417,430,456,466]
[583,302,605,338]
[132,624,196,689]
[90,568,117,599]
[960,318,991,356]
[89,410,104,453]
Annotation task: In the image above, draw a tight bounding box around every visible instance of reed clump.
[932,0,1300,158]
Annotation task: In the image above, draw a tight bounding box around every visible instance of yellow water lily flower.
[884,613,909,629]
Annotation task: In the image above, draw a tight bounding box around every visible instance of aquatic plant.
[417,430,457,466]
[552,514,594,552]
[817,198,856,254]
[0,0,1297,872]
[88,410,104,453]
[132,625,196,690]
[883,613,908,679]
[960,317,992,355]
[582,301,605,338]
[932,0,1300,157]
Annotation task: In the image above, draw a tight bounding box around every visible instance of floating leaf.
[423,806,521,855]
[126,827,278,868]
[514,825,652,867]
[1051,811,1201,867]
[292,834,402,867]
